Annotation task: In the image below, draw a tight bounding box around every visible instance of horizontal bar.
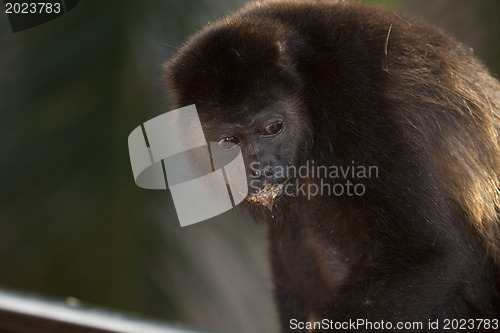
[0,289,208,333]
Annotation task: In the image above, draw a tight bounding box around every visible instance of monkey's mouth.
[246,182,286,211]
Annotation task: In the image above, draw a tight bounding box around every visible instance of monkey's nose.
[263,166,274,178]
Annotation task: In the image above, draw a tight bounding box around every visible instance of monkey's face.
[197,96,310,211]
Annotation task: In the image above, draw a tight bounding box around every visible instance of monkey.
[165,0,500,331]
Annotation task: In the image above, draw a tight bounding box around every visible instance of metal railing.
[0,289,207,333]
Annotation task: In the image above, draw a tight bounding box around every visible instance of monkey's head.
[166,18,311,213]
[163,0,500,267]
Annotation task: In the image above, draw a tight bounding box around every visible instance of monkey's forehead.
[167,37,287,102]
[195,99,282,125]
[171,18,282,67]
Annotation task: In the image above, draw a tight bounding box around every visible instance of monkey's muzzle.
[246,183,285,211]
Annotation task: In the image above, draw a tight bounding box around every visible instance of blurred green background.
[0,0,499,332]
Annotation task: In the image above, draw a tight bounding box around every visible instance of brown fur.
[166,1,500,331]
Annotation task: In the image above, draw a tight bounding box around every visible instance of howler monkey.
[166,1,500,331]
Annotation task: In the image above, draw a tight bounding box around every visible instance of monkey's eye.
[218,136,240,151]
[261,121,283,136]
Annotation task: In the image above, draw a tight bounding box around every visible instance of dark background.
[0,1,499,332]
